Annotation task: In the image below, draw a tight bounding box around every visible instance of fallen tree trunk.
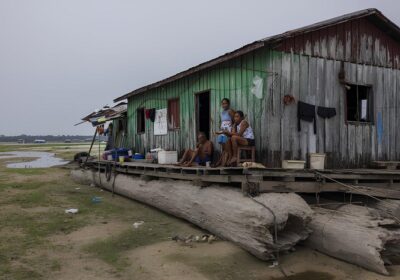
[304,204,400,275]
[71,169,313,260]
[301,193,400,221]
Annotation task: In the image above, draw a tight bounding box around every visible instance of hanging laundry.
[250,75,264,99]
[283,95,295,105]
[317,106,336,119]
[298,101,316,134]
[145,109,151,119]
[145,108,156,122]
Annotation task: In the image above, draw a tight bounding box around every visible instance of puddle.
[0,151,68,168]
[271,271,334,280]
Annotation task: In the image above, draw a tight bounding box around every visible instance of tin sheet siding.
[276,17,400,69]
[126,48,399,168]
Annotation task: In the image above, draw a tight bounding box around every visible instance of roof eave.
[113,41,265,102]
[114,8,400,102]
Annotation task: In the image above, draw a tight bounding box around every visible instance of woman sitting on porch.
[219,110,254,166]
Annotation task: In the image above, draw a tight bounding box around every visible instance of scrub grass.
[166,252,269,280]
[3,167,47,176]
[83,212,197,270]
[0,143,198,279]
[0,143,365,280]
[0,143,92,153]
[0,181,43,191]
[0,170,196,277]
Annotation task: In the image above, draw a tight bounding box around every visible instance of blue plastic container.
[133,154,145,160]
[111,148,129,160]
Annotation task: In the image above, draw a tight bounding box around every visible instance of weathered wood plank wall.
[125,15,400,168]
[266,51,400,168]
[276,17,400,69]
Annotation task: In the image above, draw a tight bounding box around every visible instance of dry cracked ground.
[0,143,399,280]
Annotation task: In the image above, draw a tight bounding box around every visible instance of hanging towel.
[317,106,336,119]
[298,101,316,134]
[149,108,156,122]
[145,109,151,119]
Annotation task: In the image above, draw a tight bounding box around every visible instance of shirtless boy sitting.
[178,132,213,167]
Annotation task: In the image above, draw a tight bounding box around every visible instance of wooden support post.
[241,181,260,196]
[83,128,98,167]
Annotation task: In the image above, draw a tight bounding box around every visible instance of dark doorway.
[196,91,210,140]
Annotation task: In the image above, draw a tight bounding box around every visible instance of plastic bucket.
[119,156,125,163]
[310,153,326,170]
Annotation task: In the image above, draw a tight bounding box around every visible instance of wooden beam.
[88,161,400,199]
[258,181,400,199]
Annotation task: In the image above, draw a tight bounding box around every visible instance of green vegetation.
[0,143,88,153]
[84,215,195,270]
[167,252,269,280]
[0,143,359,280]
[3,167,47,176]
[0,143,198,279]
[0,181,43,191]
[0,142,105,162]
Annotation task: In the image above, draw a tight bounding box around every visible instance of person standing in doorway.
[215,98,235,166]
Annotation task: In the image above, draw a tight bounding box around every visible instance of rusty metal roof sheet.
[76,102,127,126]
[114,8,400,102]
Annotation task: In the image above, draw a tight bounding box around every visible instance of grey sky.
[1,0,399,136]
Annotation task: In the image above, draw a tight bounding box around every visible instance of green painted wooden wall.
[126,47,273,160]
[125,46,400,168]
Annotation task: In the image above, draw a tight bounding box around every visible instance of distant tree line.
[0,135,107,143]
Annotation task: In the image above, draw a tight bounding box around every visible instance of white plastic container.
[309,153,326,170]
[282,160,306,169]
[158,151,178,164]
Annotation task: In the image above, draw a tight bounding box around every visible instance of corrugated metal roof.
[114,8,400,102]
[76,102,127,126]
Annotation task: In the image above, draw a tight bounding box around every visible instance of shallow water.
[0,151,68,168]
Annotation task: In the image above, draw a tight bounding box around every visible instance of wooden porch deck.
[85,160,400,199]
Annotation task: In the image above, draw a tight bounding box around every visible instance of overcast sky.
[1,0,399,136]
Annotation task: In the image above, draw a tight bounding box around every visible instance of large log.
[71,169,313,260]
[301,193,400,221]
[304,204,400,275]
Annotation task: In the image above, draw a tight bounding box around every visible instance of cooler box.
[158,151,178,164]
